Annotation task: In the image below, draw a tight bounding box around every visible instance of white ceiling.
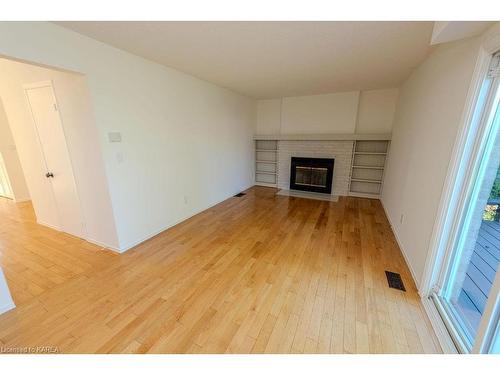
[431,21,494,45]
[55,21,434,99]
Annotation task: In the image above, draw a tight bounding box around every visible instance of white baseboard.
[380,199,450,353]
[85,237,121,253]
[36,220,62,232]
[380,199,421,293]
[37,220,121,253]
[118,222,178,253]
[35,184,255,255]
[118,184,254,253]
[13,197,31,203]
[38,220,121,253]
[0,301,15,315]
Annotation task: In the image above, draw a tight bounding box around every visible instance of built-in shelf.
[352,165,384,170]
[255,140,278,187]
[255,171,276,175]
[354,152,387,155]
[349,140,390,199]
[254,133,392,141]
[350,178,382,184]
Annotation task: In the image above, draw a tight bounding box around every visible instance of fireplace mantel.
[254,133,391,141]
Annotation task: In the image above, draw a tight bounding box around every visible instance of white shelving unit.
[255,140,278,187]
[349,140,390,199]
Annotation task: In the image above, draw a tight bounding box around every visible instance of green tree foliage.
[490,179,500,200]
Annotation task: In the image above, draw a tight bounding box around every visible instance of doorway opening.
[0,55,122,309]
[0,58,85,239]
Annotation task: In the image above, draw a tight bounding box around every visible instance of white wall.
[281,92,360,134]
[356,88,399,134]
[0,267,14,315]
[0,22,256,251]
[256,89,397,135]
[256,99,281,135]
[0,99,30,201]
[381,37,482,287]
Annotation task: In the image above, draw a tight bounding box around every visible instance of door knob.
[45,172,54,178]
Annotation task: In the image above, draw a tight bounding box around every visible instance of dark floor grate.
[234,192,246,197]
[385,271,406,291]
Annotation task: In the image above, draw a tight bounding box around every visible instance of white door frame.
[420,26,500,353]
[0,152,14,199]
[23,80,87,239]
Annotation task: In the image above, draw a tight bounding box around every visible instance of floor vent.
[385,271,406,291]
[234,192,246,197]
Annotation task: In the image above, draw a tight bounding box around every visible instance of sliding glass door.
[441,150,500,347]
[432,51,500,353]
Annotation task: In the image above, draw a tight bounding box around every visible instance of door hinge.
[53,103,58,112]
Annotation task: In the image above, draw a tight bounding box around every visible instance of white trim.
[118,184,254,253]
[0,301,15,315]
[13,197,31,203]
[22,80,53,90]
[253,133,392,141]
[84,237,121,253]
[381,198,446,353]
[37,219,85,240]
[420,46,492,296]
[431,291,471,353]
[117,223,176,253]
[474,272,500,353]
[421,295,458,353]
[37,220,121,252]
[380,199,421,293]
[421,24,500,297]
[36,219,61,232]
[419,24,500,354]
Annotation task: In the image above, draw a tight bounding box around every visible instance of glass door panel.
[447,162,500,341]
[439,71,500,350]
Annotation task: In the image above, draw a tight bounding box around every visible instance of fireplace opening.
[290,157,334,194]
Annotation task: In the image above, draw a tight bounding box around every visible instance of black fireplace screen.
[290,157,334,194]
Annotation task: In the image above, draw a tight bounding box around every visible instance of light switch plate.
[108,132,122,143]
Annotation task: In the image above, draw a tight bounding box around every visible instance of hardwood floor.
[0,187,440,353]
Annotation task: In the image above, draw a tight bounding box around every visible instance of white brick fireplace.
[277,140,354,196]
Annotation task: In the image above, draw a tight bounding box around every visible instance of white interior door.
[25,82,84,238]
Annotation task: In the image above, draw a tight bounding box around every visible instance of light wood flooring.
[0,187,440,353]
